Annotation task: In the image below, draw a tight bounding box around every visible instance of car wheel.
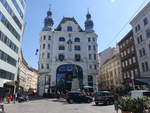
[95,102,99,105]
[68,99,74,104]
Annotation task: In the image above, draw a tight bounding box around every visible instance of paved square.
[5,99,121,113]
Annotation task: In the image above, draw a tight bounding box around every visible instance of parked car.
[128,90,150,99]
[94,91,114,105]
[66,91,93,104]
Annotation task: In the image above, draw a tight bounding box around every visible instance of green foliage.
[116,96,150,113]
[116,96,134,112]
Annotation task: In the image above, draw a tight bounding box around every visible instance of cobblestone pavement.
[4,99,121,113]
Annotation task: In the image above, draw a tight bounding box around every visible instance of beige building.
[26,67,38,92]
[18,50,38,93]
[98,53,123,91]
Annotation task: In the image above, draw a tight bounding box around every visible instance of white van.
[128,90,150,99]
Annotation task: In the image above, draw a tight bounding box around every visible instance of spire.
[42,5,54,31]
[84,10,94,33]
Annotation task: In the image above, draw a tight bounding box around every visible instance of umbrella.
[83,85,93,88]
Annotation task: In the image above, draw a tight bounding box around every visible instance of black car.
[66,92,93,104]
[94,91,114,105]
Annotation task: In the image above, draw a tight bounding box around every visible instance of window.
[59,37,65,42]
[67,26,73,32]
[43,44,45,49]
[41,64,44,69]
[74,37,80,42]
[137,35,143,44]
[12,0,24,18]
[88,37,91,42]
[139,49,142,57]
[146,29,150,38]
[0,69,15,80]
[131,46,134,52]
[142,48,146,56]
[42,53,45,58]
[135,24,141,32]
[142,62,149,72]
[125,60,128,66]
[94,54,96,60]
[149,44,150,50]
[48,36,51,40]
[89,65,92,69]
[75,54,81,61]
[88,45,91,50]
[43,36,46,40]
[94,64,97,70]
[142,62,145,72]
[89,54,92,60]
[59,45,65,50]
[93,45,96,50]
[58,54,65,61]
[145,62,149,71]
[129,58,132,65]
[0,11,20,41]
[47,53,50,59]
[74,45,80,51]
[0,0,22,29]
[0,49,17,67]
[144,17,148,25]
[48,44,50,49]
[0,31,18,53]
[132,57,136,63]
[93,38,95,42]
[139,48,146,57]
[47,64,49,69]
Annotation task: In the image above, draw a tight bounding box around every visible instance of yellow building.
[98,54,123,91]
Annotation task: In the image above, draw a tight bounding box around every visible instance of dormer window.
[67,26,73,32]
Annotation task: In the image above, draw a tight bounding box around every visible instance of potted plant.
[132,98,146,113]
[116,96,134,113]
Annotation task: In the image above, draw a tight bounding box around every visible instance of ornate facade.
[38,9,98,96]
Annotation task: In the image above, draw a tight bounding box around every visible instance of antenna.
[87,8,89,13]
[49,4,52,11]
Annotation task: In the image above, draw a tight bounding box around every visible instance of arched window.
[67,26,73,32]
[59,37,65,42]
[74,37,80,42]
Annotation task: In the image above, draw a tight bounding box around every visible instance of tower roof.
[55,17,83,31]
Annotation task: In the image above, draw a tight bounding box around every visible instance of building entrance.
[56,64,83,91]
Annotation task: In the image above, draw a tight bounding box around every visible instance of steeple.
[42,6,54,31]
[84,10,94,33]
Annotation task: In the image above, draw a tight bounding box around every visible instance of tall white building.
[130,2,150,78]
[38,9,98,96]
[0,0,26,90]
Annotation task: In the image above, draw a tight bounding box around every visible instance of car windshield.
[143,92,150,97]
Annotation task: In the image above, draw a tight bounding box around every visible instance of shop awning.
[4,81,16,86]
[135,77,150,85]
[0,79,12,87]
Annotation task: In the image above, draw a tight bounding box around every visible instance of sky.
[22,0,150,69]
